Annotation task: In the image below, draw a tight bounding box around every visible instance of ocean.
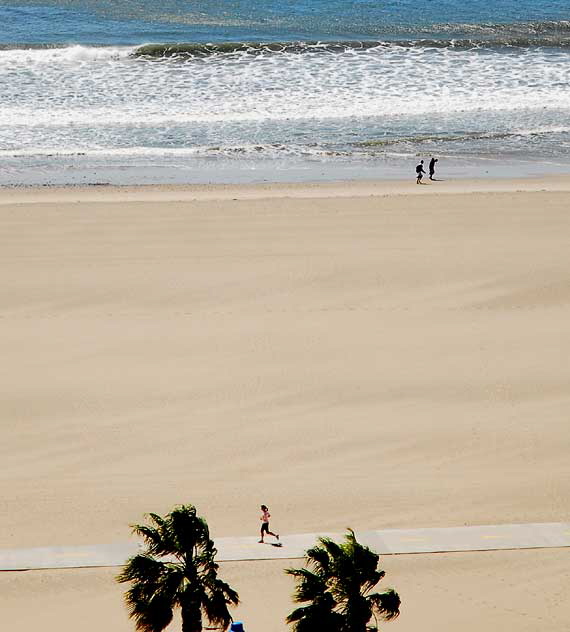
[1,0,569,185]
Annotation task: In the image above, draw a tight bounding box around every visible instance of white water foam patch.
[0,143,345,158]
[512,125,570,136]
[0,44,569,137]
[0,45,133,63]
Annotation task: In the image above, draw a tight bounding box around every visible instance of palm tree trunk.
[181,602,202,632]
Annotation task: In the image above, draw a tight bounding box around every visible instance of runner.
[259,504,279,543]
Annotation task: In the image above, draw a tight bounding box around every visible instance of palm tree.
[117,504,239,632]
[286,529,400,632]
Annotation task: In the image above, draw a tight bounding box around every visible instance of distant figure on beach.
[416,160,426,184]
[259,504,279,543]
[429,157,438,180]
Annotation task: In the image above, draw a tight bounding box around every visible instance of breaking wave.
[133,28,570,58]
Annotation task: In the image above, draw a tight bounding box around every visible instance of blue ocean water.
[0,1,569,185]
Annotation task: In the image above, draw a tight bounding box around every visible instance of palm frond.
[360,570,385,596]
[303,544,332,577]
[201,582,237,628]
[169,505,211,556]
[117,554,164,584]
[147,513,167,529]
[129,593,174,632]
[285,567,328,603]
[132,524,176,557]
[286,601,343,632]
[286,604,315,624]
[370,588,401,621]
[122,567,180,632]
[316,537,344,561]
[194,547,219,573]
[215,578,240,607]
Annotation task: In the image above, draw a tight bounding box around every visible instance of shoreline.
[1,174,570,205]
[3,151,569,190]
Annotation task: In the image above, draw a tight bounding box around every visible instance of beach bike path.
[1,522,569,572]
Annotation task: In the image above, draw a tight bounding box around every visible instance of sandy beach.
[1,177,569,631]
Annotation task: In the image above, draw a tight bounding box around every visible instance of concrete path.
[1,522,569,572]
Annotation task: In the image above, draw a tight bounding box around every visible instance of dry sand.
[1,549,569,632]
[1,178,569,630]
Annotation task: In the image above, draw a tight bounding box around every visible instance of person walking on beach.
[259,504,279,543]
[416,160,426,184]
[429,157,438,180]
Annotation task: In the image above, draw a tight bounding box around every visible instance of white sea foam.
[0,143,350,159]
[0,44,568,161]
[1,45,568,122]
[0,45,132,63]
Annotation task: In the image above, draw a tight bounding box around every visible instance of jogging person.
[416,160,426,184]
[259,504,279,543]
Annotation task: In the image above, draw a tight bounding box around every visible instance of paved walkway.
[1,522,568,571]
